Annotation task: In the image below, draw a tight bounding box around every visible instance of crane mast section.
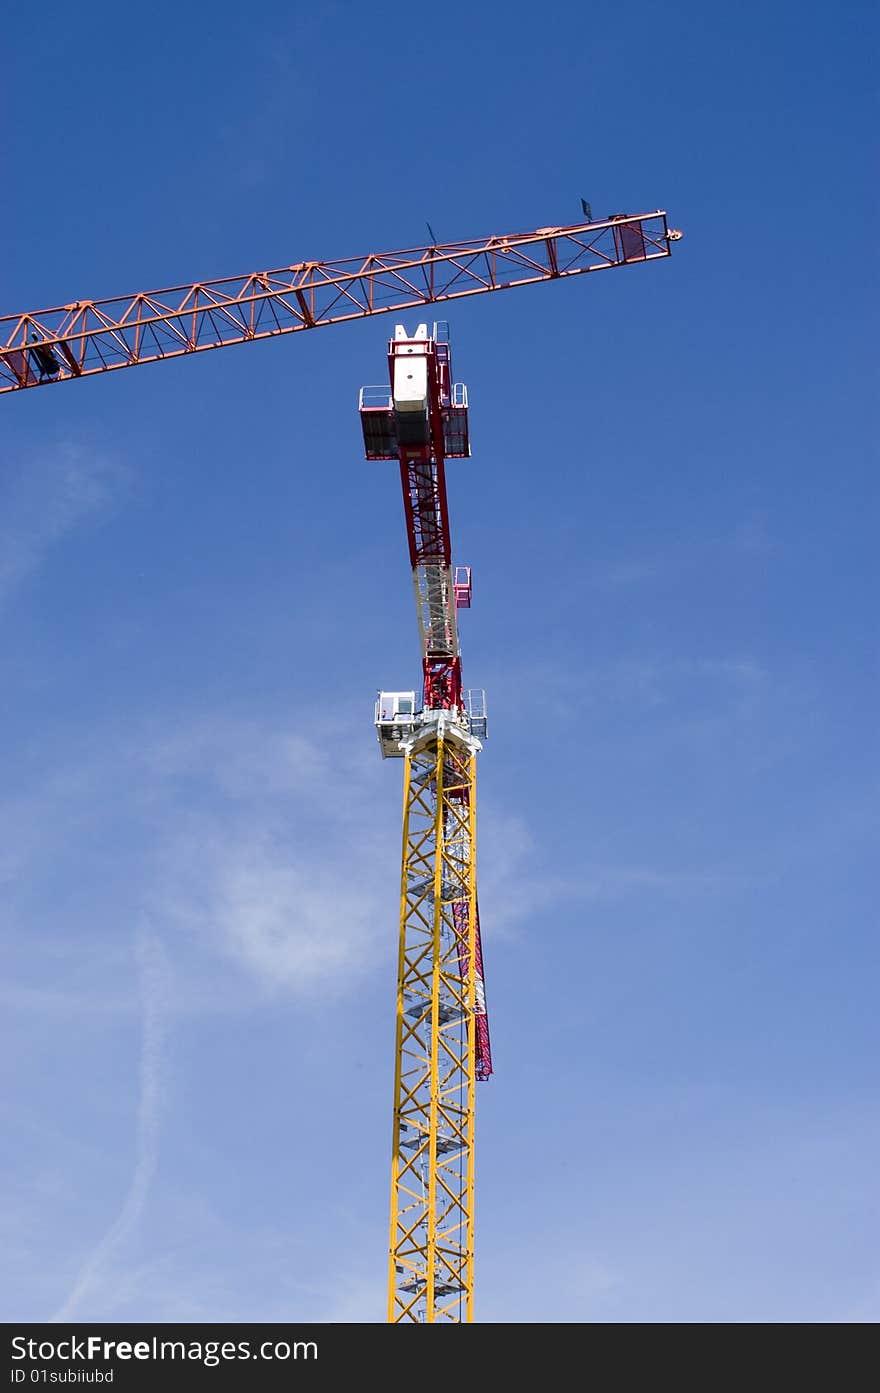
[388,727,479,1323]
[413,565,457,664]
[1,213,674,393]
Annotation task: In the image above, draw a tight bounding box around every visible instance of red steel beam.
[0,213,677,395]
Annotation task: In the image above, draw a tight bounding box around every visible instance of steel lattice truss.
[0,213,673,394]
[388,729,478,1323]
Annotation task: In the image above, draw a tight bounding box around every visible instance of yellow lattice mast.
[388,727,479,1321]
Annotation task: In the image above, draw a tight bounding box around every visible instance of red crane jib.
[0,213,674,394]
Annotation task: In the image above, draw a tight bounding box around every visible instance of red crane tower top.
[361,320,477,726]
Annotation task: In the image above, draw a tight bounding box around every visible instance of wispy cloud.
[0,444,126,609]
[2,704,748,1019]
[159,824,387,996]
[2,713,394,1010]
[145,715,393,998]
[580,514,781,594]
[50,929,171,1321]
[477,800,755,942]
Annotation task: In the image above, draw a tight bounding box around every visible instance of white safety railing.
[359,385,392,410]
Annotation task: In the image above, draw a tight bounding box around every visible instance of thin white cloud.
[477,802,754,941]
[144,715,393,998]
[158,823,386,996]
[50,928,171,1321]
[2,712,393,1005]
[0,444,126,608]
[2,707,749,1018]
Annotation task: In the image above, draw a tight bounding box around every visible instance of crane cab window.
[377,692,417,724]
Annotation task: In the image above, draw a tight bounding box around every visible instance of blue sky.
[1,0,876,1323]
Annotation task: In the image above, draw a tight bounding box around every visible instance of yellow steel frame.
[387,724,478,1323]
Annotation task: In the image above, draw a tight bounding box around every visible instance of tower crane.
[359,321,489,1322]
[3,210,679,1321]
